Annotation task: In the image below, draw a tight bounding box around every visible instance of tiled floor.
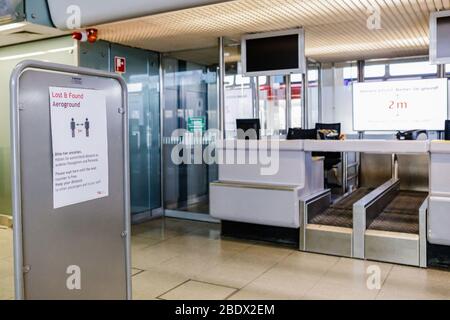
[1,218,450,300]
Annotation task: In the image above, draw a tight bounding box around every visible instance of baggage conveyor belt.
[309,188,373,228]
[367,190,428,235]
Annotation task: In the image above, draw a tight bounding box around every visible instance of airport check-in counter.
[210,140,324,243]
[301,140,430,267]
[429,141,450,247]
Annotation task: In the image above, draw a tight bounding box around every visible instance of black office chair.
[314,123,342,171]
[445,120,450,141]
[287,128,317,140]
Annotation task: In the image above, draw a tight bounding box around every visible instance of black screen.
[437,16,450,59]
[245,34,299,73]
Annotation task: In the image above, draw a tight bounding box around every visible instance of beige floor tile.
[278,251,340,275]
[131,267,145,276]
[132,269,189,300]
[131,241,181,270]
[229,252,339,300]
[229,274,316,300]
[164,218,215,232]
[163,234,252,256]
[133,218,214,239]
[194,244,291,289]
[317,258,393,291]
[0,257,14,279]
[0,229,13,260]
[194,258,266,289]
[132,223,182,241]
[377,271,450,300]
[131,236,161,251]
[245,243,295,258]
[157,250,238,279]
[388,265,450,284]
[304,281,379,300]
[160,280,237,300]
[227,288,279,300]
[187,225,222,239]
[0,276,14,300]
[0,228,12,240]
[3,218,450,301]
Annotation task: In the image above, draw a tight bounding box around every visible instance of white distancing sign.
[49,87,109,208]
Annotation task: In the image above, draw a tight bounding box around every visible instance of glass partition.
[290,73,303,128]
[307,62,321,128]
[223,39,256,139]
[79,41,163,219]
[162,48,219,215]
[259,75,287,135]
[110,44,162,216]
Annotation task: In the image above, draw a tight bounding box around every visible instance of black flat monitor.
[236,119,261,140]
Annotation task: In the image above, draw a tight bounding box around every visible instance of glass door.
[162,49,219,216]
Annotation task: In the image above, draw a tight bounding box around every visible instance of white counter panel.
[217,140,307,186]
[210,183,301,228]
[430,140,450,154]
[429,197,450,246]
[216,139,304,151]
[304,140,429,154]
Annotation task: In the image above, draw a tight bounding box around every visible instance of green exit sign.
[187,117,206,133]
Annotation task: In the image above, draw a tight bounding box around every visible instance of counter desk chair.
[313,123,342,189]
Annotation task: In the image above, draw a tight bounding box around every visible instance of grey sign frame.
[10,60,131,300]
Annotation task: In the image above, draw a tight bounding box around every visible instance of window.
[390,61,437,76]
[290,73,303,128]
[343,66,357,80]
[224,75,234,86]
[365,64,386,78]
[235,74,251,86]
[308,70,319,82]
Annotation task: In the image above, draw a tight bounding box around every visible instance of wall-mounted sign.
[353,79,448,132]
[188,116,206,133]
[49,87,109,208]
[114,56,126,74]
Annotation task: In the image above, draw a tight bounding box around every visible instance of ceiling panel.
[95,0,450,62]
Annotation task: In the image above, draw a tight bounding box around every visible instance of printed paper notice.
[50,87,109,209]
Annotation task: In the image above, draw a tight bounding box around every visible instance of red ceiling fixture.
[71,28,98,43]
[71,31,86,41]
[86,28,98,43]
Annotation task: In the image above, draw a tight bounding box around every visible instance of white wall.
[0,36,77,215]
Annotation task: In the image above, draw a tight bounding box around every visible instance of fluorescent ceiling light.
[0,47,75,61]
[47,46,76,53]
[0,22,27,33]
[0,51,46,61]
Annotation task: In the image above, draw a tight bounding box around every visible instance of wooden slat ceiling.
[96,0,450,62]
